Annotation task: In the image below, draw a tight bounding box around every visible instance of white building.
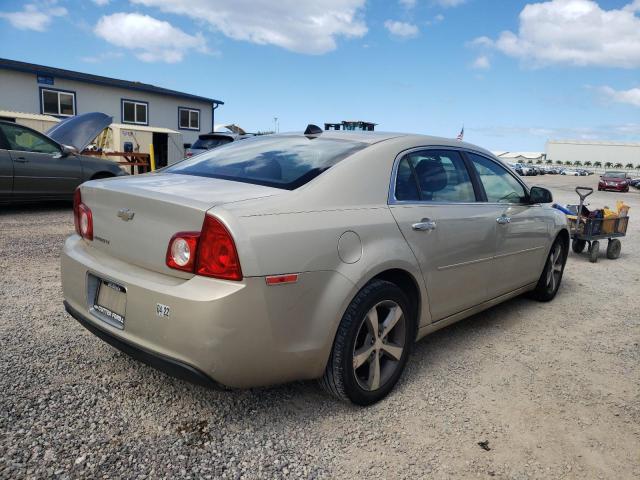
[0,58,223,166]
[494,151,546,163]
[546,140,640,168]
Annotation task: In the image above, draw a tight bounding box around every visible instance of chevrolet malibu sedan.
[62,128,569,405]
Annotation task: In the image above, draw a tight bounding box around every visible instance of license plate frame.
[92,278,127,328]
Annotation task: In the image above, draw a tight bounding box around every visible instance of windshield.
[167,135,368,190]
[604,171,626,178]
[192,137,233,150]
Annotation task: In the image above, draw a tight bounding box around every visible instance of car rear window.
[167,135,368,190]
[192,137,233,150]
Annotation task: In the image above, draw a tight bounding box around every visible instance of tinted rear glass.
[167,135,368,190]
[192,137,233,150]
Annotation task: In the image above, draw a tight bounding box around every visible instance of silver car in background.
[61,128,569,405]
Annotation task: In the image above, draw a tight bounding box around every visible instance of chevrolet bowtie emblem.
[117,208,135,221]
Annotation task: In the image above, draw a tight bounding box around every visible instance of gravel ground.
[1,175,639,479]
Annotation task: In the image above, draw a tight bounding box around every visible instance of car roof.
[282,130,496,156]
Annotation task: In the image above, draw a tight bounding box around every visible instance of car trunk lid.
[79,173,281,276]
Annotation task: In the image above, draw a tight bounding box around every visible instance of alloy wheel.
[546,242,564,292]
[352,300,406,391]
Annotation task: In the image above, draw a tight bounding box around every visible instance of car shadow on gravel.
[0,201,72,215]
[110,288,572,413]
[401,293,557,385]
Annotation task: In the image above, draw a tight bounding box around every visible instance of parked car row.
[507,163,600,177]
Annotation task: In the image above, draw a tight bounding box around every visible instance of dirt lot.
[1,175,639,479]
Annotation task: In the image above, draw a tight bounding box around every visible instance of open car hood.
[46,112,112,152]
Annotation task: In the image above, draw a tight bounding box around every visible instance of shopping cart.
[566,187,629,263]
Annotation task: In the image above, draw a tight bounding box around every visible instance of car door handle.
[496,215,511,224]
[412,218,437,231]
[14,157,29,163]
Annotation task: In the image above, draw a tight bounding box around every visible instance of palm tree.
[536,160,543,165]
[555,160,563,165]
[604,162,613,168]
[614,162,623,169]
[625,163,634,169]
[546,159,553,165]
[527,159,534,164]
[564,161,573,166]
[574,161,582,167]
[584,161,592,167]
[594,161,602,168]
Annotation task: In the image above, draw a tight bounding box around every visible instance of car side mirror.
[529,186,553,204]
[56,144,78,158]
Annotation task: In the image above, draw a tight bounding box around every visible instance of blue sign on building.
[37,75,54,85]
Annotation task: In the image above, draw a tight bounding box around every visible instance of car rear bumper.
[61,235,352,388]
[64,300,222,388]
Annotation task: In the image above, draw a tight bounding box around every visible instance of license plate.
[94,279,126,327]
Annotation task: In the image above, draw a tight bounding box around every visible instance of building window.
[41,88,75,116]
[178,107,200,130]
[122,99,148,125]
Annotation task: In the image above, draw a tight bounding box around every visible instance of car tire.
[529,235,568,302]
[589,240,600,263]
[606,239,621,259]
[320,280,415,406]
[572,239,586,254]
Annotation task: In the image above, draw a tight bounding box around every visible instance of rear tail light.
[166,232,199,272]
[165,215,242,281]
[73,188,93,240]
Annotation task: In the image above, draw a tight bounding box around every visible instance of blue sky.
[1,0,639,151]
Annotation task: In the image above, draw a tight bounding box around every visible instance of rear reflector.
[265,274,299,286]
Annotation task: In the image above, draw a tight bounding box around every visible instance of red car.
[598,171,629,192]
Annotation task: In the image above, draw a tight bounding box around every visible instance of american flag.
[456,126,464,141]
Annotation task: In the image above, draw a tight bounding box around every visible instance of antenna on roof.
[304,124,323,136]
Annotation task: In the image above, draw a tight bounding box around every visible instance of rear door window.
[394,149,476,202]
[467,152,528,203]
[167,135,368,190]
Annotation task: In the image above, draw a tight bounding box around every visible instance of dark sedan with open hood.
[0,112,127,203]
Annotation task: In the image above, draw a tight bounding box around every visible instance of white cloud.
[130,0,367,55]
[598,86,640,108]
[92,0,110,5]
[433,0,467,7]
[0,2,67,31]
[400,0,417,8]
[471,124,640,141]
[384,20,419,38]
[94,13,208,63]
[474,0,640,68]
[472,55,490,69]
[81,51,124,63]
